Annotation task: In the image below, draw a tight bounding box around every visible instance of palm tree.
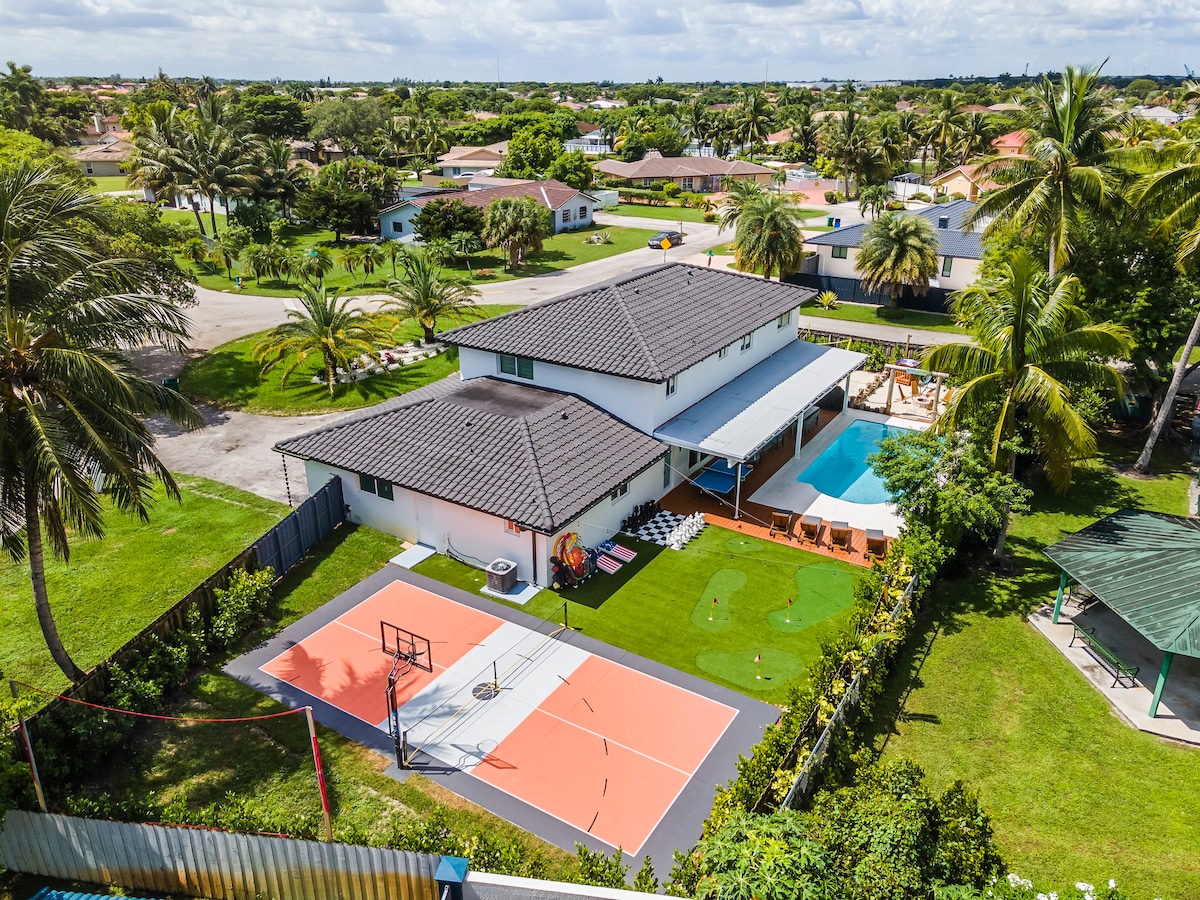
[337,246,360,283]
[855,213,941,307]
[482,196,550,270]
[955,112,994,163]
[734,90,773,159]
[925,92,964,169]
[210,231,242,280]
[382,251,484,343]
[256,138,306,212]
[296,246,334,284]
[179,235,211,273]
[925,250,1132,559]
[819,109,883,199]
[966,65,1123,278]
[383,239,407,278]
[253,285,392,396]
[450,230,483,274]
[0,164,202,682]
[1128,138,1200,472]
[360,243,383,284]
[858,184,894,220]
[717,179,765,234]
[732,193,806,281]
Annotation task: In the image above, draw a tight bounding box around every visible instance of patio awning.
[653,341,867,463]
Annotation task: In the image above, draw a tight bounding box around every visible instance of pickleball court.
[257,579,740,854]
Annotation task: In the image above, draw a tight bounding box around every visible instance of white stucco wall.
[379,204,420,241]
[547,458,668,557]
[552,195,595,233]
[811,244,978,291]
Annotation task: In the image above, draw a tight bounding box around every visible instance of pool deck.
[749,410,925,538]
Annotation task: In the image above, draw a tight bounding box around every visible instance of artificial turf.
[413,524,861,703]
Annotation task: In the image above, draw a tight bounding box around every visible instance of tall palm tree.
[0,164,202,682]
[256,138,306,213]
[381,251,484,343]
[383,239,407,278]
[966,65,1124,278]
[717,179,765,234]
[1127,137,1200,472]
[482,196,550,270]
[253,285,392,396]
[819,109,881,199]
[925,92,964,169]
[734,90,773,159]
[925,250,1132,559]
[450,230,483,274]
[296,246,334,284]
[731,193,806,281]
[955,112,994,163]
[855,213,941,307]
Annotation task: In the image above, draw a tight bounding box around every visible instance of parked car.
[647,230,684,249]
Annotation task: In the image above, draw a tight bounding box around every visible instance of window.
[665,374,677,397]
[561,209,571,223]
[663,456,672,488]
[391,221,403,233]
[718,345,729,359]
[499,354,534,379]
[610,481,629,503]
[578,205,587,219]
[358,473,376,494]
[740,333,753,352]
[642,178,652,188]
[776,311,791,329]
[505,519,522,535]
[85,164,94,175]
[681,177,693,191]
[358,473,394,500]
[832,246,848,259]
[376,480,394,501]
[941,256,953,277]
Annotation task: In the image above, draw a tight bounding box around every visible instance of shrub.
[211,567,275,650]
[584,230,613,245]
[661,182,682,198]
[910,192,932,203]
[950,192,966,201]
[703,211,717,223]
[648,190,668,206]
[932,194,951,204]
[824,190,839,203]
[815,290,839,310]
[475,268,497,278]
[885,200,905,211]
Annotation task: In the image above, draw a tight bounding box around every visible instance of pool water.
[796,419,896,505]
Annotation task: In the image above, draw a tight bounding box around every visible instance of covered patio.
[1035,509,1200,744]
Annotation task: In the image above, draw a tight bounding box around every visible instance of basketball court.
[230,567,778,866]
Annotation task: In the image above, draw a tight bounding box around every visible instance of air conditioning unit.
[485,558,518,594]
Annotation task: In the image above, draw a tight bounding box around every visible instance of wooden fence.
[0,810,438,900]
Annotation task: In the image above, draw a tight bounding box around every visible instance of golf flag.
[787,597,792,606]
[754,652,762,679]
[753,653,761,663]
[712,597,718,605]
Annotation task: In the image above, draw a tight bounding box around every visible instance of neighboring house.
[71,139,134,177]
[80,113,124,145]
[797,200,986,310]
[764,129,794,146]
[286,140,346,164]
[1131,105,1184,125]
[928,164,1000,201]
[563,130,613,155]
[990,130,1028,157]
[425,142,510,186]
[276,264,863,584]
[466,176,535,191]
[594,151,773,191]
[378,179,596,241]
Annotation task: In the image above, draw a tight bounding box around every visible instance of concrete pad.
[390,544,437,569]
[1029,605,1200,746]
[480,581,542,606]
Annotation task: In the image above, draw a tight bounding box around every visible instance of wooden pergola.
[883,360,949,418]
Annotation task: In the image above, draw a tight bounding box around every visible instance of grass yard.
[179,304,519,415]
[87,175,134,193]
[0,476,285,699]
[870,436,1200,899]
[799,300,967,334]
[414,523,861,704]
[76,523,578,881]
[171,218,657,297]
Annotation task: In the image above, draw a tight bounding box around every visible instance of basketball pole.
[401,730,410,769]
[8,681,46,812]
[304,706,334,842]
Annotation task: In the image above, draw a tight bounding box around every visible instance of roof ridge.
[517,415,555,529]
[611,283,663,381]
[277,379,455,448]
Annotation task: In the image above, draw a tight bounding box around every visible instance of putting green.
[696,648,804,690]
[724,536,765,553]
[691,569,746,630]
[791,563,856,623]
[766,607,807,633]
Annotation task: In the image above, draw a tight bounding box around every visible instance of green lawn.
[173,220,657,297]
[87,175,134,193]
[179,304,519,415]
[0,477,285,699]
[414,524,861,703]
[74,523,578,881]
[871,437,1200,899]
[799,300,967,334]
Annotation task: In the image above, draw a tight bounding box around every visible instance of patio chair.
[800,514,822,545]
[865,529,887,560]
[769,510,793,539]
[829,521,851,554]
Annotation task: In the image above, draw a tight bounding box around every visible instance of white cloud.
[0,0,1197,81]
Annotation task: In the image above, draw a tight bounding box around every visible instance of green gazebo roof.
[1044,509,1200,658]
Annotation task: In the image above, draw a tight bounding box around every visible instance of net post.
[304,706,334,842]
[562,601,568,632]
[401,730,410,769]
[9,681,47,813]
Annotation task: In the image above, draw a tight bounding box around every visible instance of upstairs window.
[740,333,753,352]
[610,481,629,503]
[941,256,953,277]
[499,354,534,379]
[776,311,791,329]
[718,345,729,359]
[665,374,677,397]
[832,246,848,259]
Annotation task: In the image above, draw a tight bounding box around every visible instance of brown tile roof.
[382,179,588,215]
[991,129,1028,149]
[275,377,667,533]
[593,154,772,180]
[71,140,134,162]
[441,263,816,382]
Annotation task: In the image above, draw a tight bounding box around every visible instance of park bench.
[1070,623,1140,688]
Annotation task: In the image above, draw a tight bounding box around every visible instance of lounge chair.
[829,521,851,554]
[865,529,887,560]
[769,510,792,539]
[800,514,822,545]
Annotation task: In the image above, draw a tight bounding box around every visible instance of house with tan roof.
[378,179,597,241]
[71,139,134,178]
[991,130,1028,157]
[594,152,772,192]
[426,142,510,185]
[929,163,1001,201]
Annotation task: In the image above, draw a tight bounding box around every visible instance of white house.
[563,130,613,155]
[377,180,597,242]
[276,265,864,586]
[1130,105,1183,125]
[799,200,985,307]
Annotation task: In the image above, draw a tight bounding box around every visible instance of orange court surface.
[258,578,740,854]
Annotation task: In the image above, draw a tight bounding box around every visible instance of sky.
[1,0,1198,84]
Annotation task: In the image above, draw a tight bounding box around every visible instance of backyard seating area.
[1070,622,1141,687]
[310,341,447,385]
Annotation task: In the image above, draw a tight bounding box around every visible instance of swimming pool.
[796,419,897,505]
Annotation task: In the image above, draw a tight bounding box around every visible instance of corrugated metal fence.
[785,272,952,313]
[256,477,345,575]
[0,810,438,900]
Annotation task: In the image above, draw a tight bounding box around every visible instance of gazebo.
[1045,509,1200,718]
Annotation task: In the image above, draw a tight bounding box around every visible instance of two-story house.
[275,265,863,587]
